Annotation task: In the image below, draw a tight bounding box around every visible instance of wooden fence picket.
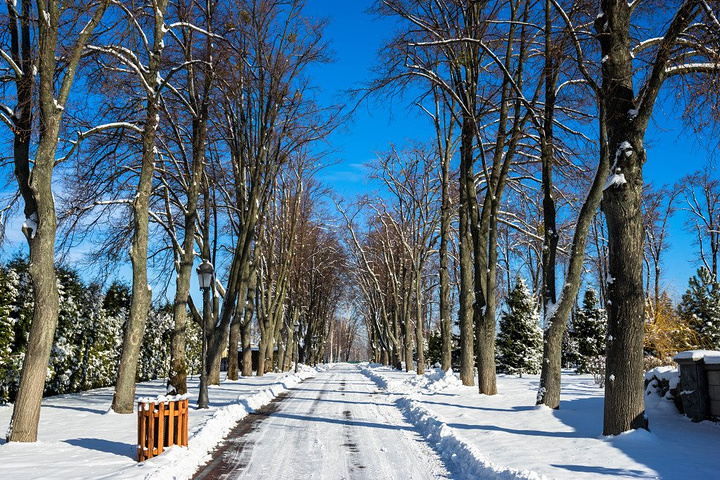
[137,397,189,462]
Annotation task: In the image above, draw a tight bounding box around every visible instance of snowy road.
[193,364,449,479]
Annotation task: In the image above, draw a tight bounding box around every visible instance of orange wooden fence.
[137,397,189,462]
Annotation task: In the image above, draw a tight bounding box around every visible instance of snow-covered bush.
[586,355,606,387]
[0,258,201,401]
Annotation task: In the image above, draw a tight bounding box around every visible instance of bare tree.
[679,161,720,280]
[110,0,172,414]
[1,0,109,441]
[205,0,337,384]
[643,183,679,321]
[371,145,442,374]
[160,0,218,395]
[595,0,719,434]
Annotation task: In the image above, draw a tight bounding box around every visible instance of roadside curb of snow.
[111,366,321,480]
[360,365,547,480]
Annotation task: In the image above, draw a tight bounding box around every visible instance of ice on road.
[194,364,449,479]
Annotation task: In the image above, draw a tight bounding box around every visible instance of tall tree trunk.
[540,0,559,334]
[112,96,161,413]
[535,0,564,408]
[591,0,699,434]
[241,267,257,376]
[112,0,168,411]
[439,140,452,372]
[227,314,241,380]
[168,118,206,393]
[207,203,259,383]
[7,0,109,440]
[477,202,499,395]
[9,121,60,441]
[602,134,646,434]
[169,24,213,392]
[458,138,475,385]
[227,257,252,380]
[403,272,414,371]
[415,272,425,375]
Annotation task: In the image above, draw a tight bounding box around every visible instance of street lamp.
[196,259,214,409]
[293,322,300,373]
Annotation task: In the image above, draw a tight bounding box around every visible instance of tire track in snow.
[193,393,288,480]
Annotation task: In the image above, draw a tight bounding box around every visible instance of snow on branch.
[166,21,221,39]
[664,62,720,77]
[701,0,720,30]
[86,45,154,95]
[57,122,141,164]
[0,48,23,77]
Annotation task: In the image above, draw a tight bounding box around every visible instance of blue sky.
[303,0,711,296]
[0,0,709,301]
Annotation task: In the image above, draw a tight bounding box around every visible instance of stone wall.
[707,363,720,418]
[673,350,720,422]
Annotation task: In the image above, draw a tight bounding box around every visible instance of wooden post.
[167,399,175,447]
[157,401,165,455]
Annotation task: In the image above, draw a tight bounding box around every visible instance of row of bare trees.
[0,0,346,443]
[349,0,720,437]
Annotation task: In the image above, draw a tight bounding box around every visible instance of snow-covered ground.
[194,363,448,479]
[0,366,322,480]
[1,364,718,479]
[361,365,720,479]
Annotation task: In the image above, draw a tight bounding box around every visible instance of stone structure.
[673,350,720,422]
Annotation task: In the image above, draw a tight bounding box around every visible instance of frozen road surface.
[194,364,449,479]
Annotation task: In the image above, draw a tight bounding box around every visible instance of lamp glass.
[196,260,214,289]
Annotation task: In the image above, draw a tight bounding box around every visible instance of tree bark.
[227,312,241,380]
[241,267,258,376]
[458,119,475,386]
[415,272,425,375]
[168,8,214,392]
[112,0,168,413]
[7,0,109,441]
[9,120,60,441]
[439,145,452,372]
[112,97,160,413]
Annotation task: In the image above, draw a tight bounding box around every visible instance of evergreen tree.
[573,288,607,373]
[0,267,17,403]
[1,260,33,401]
[426,329,458,368]
[561,327,580,369]
[139,307,173,381]
[496,277,542,376]
[426,330,443,367]
[677,268,720,349]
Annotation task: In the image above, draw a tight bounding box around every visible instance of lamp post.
[196,259,214,409]
[293,322,300,373]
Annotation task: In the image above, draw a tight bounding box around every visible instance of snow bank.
[396,396,547,480]
[360,365,545,480]
[361,363,720,479]
[0,365,319,480]
[644,366,680,391]
[128,367,316,480]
